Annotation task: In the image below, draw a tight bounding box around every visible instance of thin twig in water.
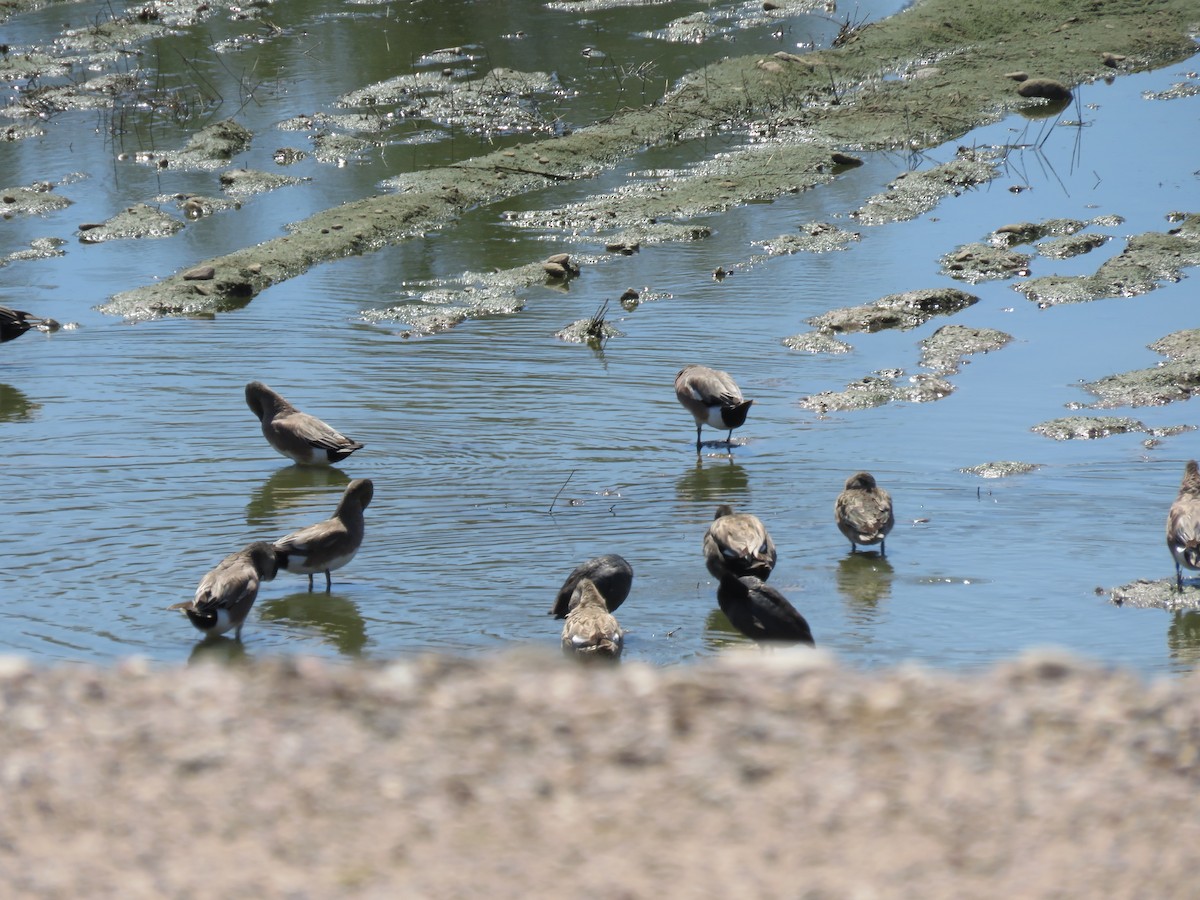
[549,469,576,514]
[583,299,610,348]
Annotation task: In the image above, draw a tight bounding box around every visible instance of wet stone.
[312,132,375,166]
[1037,232,1110,260]
[1016,78,1072,102]
[555,317,622,345]
[808,288,979,334]
[918,325,1012,375]
[782,331,853,355]
[0,237,67,266]
[1082,328,1200,408]
[991,218,1088,247]
[1031,416,1147,441]
[1016,214,1200,307]
[852,149,1000,226]
[756,222,861,256]
[218,168,307,198]
[77,203,184,243]
[800,372,955,412]
[148,119,253,171]
[940,242,1031,283]
[0,183,72,218]
[961,461,1041,478]
[1110,579,1200,612]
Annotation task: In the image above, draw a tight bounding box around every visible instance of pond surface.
[2,0,1200,674]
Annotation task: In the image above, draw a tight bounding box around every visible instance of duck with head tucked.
[551,554,633,618]
[835,471,895,556]
[716,572,814,647]
[1167,460,1200,591]
[703,504,777,581]
[674,364,753,452]
[245,381,364,466]
[169,542,279,641]
[273,478,373,592]
[1,305,56,343]
[560,578,624,660]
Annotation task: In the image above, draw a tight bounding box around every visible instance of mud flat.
[88,0,1200,319]
[3,650,1200,897]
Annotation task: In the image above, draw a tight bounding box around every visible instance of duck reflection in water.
[246,464,351,528]
[675,455,749,507]
[187,634,250,666]
[259,591,368,657]
[0,383,40,423]
[836,552,896,613]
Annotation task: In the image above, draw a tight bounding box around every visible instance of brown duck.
[273,479,373,591]
[1167,460,1200,591]
[168,542,279,640]
[835,472,895,556]
[703,504,777,580]
[674,364,753,452]
[245,381,364,466]
[560,578,624,660]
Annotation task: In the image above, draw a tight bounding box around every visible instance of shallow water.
[2,0,1200,674]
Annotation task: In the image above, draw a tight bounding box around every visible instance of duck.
[245,381,364,466]
[273,478,373,592]
[674,364,753,452]
[0,306,53,343]
[550,554,633,618]
[168,542,278,640]
[716,572,814,646]
[703,504,777,581]
[560,578,624,660]
[1167,460,1200,591]
[834,471,895,555]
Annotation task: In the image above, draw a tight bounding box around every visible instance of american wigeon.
[1168,460,1200,591]
[835,472,895,556]
[703,504,777,581]
[674,364,753,451]
[169,542,278,640]
[560,578,624,660]
[550,554,633,618]
[716,572,814,646]
[0,306,53,343]
[245,381,364,466]
[273,478,373,592]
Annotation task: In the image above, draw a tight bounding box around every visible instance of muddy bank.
[3,650,1200,897]
[92,0,1200,319]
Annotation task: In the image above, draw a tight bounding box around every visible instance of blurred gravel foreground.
[3,649,1199,897]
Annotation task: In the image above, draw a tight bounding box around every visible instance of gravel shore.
[3,649,1198,897]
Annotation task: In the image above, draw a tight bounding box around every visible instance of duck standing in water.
[835,472,895,556]
[550,554,633,618]
[561,578,624,660]
[716,573,814,647]
[674,364,753,452]
[1167,460,1200,591]
[274,479,373,592]
[169,542,279,640]
[703,504,777,581]
[245,381,364,466]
